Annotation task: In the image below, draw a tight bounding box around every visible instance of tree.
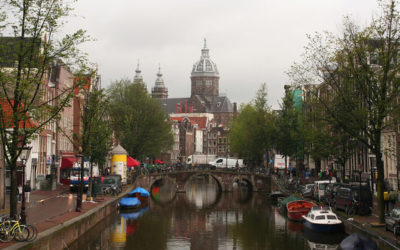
[275,91,303,170]
[0,0,90,217]
[229,83,275,167]
[287,0,400,223]
[108,79,173,160]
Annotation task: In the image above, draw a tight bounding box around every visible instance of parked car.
[334,183,372,215]
[302,184,314,199]
[313,180,336,201]
[322,183,343,205]
[385,208,400,236]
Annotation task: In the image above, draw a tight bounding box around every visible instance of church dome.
[191,39,219,78]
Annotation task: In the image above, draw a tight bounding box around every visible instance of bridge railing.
[132,165,270,177]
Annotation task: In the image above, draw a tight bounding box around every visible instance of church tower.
[190,39,219,105]
[151,65,168,99]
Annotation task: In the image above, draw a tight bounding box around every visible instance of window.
[315,215,325,220]
[206,62,212,71]
[213,133,217,139]
[206,80,212,86]
[196,80,202,87]
[326,215,337,220]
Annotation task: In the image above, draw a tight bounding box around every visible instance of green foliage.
[108,79,173,160]
[229,83,275,166]
[80,88,112,169]
[0,0,91,217]
[287,0,400,223]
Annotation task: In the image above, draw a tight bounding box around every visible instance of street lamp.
[19,146,32,224]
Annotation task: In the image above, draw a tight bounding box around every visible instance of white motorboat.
[302,206,343,233]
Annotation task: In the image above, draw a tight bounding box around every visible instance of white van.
[209,158,244,169]
[314,179,336,201]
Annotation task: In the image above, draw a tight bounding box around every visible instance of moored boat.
[302,206,343,233]
[286,200,317,221]
[278,194,302,214]
[119,196,141,209]
[131,187,150,203]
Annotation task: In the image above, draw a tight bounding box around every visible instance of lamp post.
[76,154,84,212]
[19,146,32,224]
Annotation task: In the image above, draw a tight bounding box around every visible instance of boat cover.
[130,187,150,197]
[120,197,141,208]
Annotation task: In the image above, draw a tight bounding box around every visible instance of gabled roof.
[162,97,190,114]
[209,96,233,113]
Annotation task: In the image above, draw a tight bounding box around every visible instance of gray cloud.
[65,0,378,108]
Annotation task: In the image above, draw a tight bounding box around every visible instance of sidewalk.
[0,184,69,216]
[0,184,118,249]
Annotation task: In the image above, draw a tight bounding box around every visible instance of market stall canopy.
[127,156,140,167]
[154,159,164,164]
[60,157,77,170]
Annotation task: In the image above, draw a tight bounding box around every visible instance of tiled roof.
[162,98,190,114]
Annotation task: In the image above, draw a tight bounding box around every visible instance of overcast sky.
[65,0,379,108]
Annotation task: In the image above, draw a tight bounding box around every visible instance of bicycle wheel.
[14,226,29,242]
[0,223,14,242]
[24,224,38,242]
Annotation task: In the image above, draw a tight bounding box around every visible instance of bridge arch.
[149,176,178,204]
[183,173,223,193]
[232,177,254,193]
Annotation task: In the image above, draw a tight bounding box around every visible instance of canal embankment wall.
[5,190,129,250]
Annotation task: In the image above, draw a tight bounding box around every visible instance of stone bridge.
[133,170,271,193]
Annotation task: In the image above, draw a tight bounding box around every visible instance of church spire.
[134,60,143,82]
[151,64,168,99]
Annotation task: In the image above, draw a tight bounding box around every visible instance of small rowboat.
[287,200,317,221]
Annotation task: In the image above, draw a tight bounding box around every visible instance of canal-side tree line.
[229,0,400,224]
[0,0,174,218]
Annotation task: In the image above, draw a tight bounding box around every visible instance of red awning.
[60,157,77,170]
[127,156,140,167]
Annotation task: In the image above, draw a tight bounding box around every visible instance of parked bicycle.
[0,215,37,242]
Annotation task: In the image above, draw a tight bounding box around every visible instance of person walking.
[384,190,390,212]
[24,181,31,203]
[17,184,22,202]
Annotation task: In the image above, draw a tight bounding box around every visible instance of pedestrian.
[384,190,390,212]
[24,181,31,203]
[389,189,397,211]
[17,184,22,202]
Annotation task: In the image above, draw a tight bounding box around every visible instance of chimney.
[233,102,237,113]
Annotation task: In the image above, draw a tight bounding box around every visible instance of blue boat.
[130,187,150,197]
[302,206,343,233]
[119,196,141,209]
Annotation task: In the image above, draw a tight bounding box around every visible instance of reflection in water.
[72,187,355,250]
[186,175,219,209]
[151,178,176,204]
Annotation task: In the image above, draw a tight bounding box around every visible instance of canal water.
[70,175,371,250]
